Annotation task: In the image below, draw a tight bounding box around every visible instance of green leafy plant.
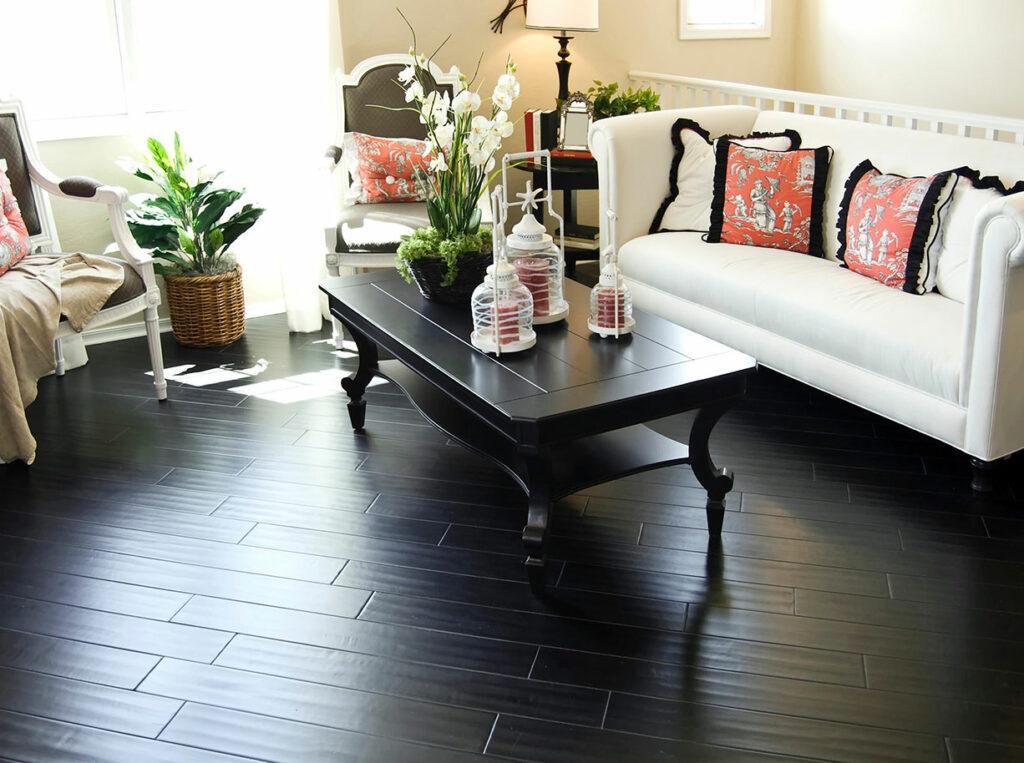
[122,134,264,277]
[396,226,492,286]
[586,80,661,121]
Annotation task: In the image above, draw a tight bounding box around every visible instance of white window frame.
[26,0,185,143]
[678,0,772,40]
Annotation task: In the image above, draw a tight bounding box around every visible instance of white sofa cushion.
[619,232,964,402]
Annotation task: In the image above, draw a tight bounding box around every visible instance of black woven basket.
[408,251,492,305]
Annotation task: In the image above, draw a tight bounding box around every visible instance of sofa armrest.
[590,105,760,252]
[963,191,1024,460]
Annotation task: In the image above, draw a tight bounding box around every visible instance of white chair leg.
[53,337,66,376]
[144,306,168,401]
[331,316,347,350]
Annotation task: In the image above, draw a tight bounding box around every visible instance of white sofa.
[591,105,1024,483]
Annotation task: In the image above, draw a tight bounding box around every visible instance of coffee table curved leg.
[689,401,738,537]
[338,319,379,431]
[522,456,552,595]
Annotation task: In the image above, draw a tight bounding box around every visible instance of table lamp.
[526,0,599,102]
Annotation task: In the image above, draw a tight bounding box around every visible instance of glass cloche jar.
[470,187,537,355]
[505,182,569,324]
[588,211,635,339]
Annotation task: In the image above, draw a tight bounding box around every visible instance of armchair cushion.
[343,132,430,204]
[335,202,430,252]
[0,166,30,276]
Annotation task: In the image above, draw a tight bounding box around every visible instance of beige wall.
[340,0,798,228]
[795,0,1024,119]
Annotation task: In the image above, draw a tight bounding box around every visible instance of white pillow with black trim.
[649,118,802,234]
[933,167,1024,303]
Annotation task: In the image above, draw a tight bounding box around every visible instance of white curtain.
[133,0,341,332]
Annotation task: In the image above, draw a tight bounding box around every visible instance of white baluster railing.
[628,72,1024,144]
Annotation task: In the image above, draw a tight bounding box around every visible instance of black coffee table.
[321,271,756,594]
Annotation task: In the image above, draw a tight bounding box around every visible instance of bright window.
[679,0,772,40]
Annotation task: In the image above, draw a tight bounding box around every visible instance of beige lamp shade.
[526,0,600,32]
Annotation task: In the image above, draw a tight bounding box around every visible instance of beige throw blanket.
[0,253,124,464]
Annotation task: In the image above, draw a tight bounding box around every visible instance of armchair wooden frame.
[1,97,166,400]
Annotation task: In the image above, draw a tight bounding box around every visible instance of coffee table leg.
[522,457,552,595]
[338,321,379,430]
[689,401,737,537]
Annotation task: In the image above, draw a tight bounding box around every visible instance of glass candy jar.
[470,259,537,354]
[506,210,569,325]
[588,261,635,338]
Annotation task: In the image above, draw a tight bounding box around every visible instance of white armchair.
[0,97,166,399]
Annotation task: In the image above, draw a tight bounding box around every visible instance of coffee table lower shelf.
[376,360,729,594]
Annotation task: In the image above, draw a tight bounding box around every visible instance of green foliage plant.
[586,80,661,121]
[122,133,264,277]
[396,225,492,286]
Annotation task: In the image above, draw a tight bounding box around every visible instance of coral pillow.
[837,160,957,294]
[342,132,431,204]
[650,118,802,234]
[707,142,832,256]
[0,165,30,277]
[933,167,1024,303]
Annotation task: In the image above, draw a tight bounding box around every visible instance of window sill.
[679,27,771,40]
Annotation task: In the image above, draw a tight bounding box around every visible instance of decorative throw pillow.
[650,119,802,234]
[837,160,957,294]
[0,165,30,277]
[342,132,431,204]
[706,142,832,256]
[933,167,1024,303]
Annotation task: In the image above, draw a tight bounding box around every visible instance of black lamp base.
[554,33,574,103]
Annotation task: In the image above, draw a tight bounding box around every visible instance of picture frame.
[558,92,594,151]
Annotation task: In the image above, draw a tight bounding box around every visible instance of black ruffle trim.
[649,119,800,234]
[705,137,733,243]
[708,141,832,257]
[835,159,877,266]
[808,146,834,259]
[955,165,1024,195]
[904,170,955,294]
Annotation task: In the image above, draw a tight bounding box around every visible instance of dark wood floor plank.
[0,710,250,763]
[865,654,1024,707]
[0,628,158,689]
[335,559,689,630]
[242,523,526,581]
[216,634,608,726]
[161,702,491,763]
[888,572,1024,614]
[0,512,344,583]
[214,495,448,545]
[0,666,181,737]
[2,491,255,543]
[946,738,1024,763]
[172,596,538,676]
[139,659,495,751]
[0,536,370,618]
[0,593,230,662]
[604,691,946,763]
[359,592,865,686]
[485,714,817,762]
[0,564,190,620]
[557,562,796,615]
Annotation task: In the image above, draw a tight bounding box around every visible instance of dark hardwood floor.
[2,299,1024,762]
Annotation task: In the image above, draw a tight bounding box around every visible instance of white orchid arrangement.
[392,21,520,250]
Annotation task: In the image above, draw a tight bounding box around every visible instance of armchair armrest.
[24,152,159,304]
[590,105,759,252]
[962,191,1024,460]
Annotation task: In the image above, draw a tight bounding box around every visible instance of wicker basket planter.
[164,267,246,347]
[407,251,492,305]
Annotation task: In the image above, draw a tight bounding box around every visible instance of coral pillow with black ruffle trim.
[837,160,957,294]
[706,142,832,256]
[649,118,802,234]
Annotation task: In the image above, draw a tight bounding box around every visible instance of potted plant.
[392,23,521,303]
[121,134,264,347]
[586,80,661,121]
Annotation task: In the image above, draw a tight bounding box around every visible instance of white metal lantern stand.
[470,186,537,355]
[588,210,635,339]
[500,151,569,325]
